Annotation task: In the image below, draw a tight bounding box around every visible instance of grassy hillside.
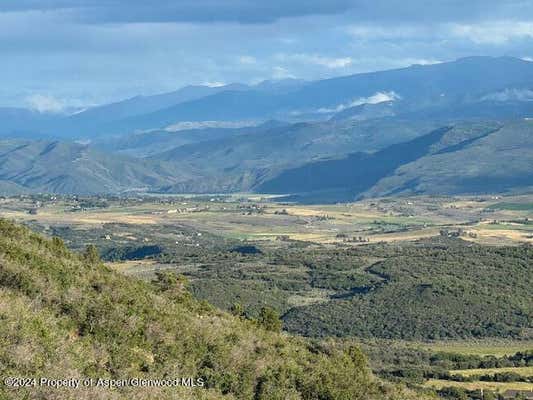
[0,140,180,195]
[2,118,532,198]
[258,120,533,202]
[0,219,430,400]
[153,118,438,193]
[364,120,533,197]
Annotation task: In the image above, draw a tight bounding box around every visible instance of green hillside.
[0,140,179,195]
[1,118,532,199]
[258,121,533,202]
[0,219,429,400]
[282,238,533,340]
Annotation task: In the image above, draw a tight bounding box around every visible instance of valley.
[1,55,532,400]
[1,192,531,398]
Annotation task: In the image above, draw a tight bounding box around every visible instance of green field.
[450,366,533,377]
[424,379,533,393]
[420,340,533,357]
[487,202,533,211]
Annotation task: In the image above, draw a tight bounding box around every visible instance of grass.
[487,202,533,211]
[450,366,533,377]
[424,379,533,393]
[419,340,533,356]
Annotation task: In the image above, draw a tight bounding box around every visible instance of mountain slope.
[59,83,252,138]
[0,219,428,400]
[153,118,440,193]
[2,57,533,141]
[1,119,532,198]
[0,140,178,194]
[0,108,59,139]
[95,120,289,158]
[257,121,533,202]
[111,56,533,133]
[364,120,533,197]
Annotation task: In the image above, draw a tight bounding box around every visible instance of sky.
[2,0,533,111]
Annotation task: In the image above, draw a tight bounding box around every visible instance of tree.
[258,307,282,332]
[230,303,245,317]
[83,244,100,264]
[153,271,184,290]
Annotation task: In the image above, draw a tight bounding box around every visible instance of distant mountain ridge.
[0,56,532,199]
[258,121,533,202]
[2,56,533,140]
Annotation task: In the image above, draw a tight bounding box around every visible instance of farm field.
[450,366,533,377]
[1,193,532,246]
[423,379,533,393]
[420,340,533,357]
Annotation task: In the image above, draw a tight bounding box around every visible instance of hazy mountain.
[65,83,251,127]
[1,119,532,199]
[152,118,440,193]
[0,108,59,139]
[0,140,178,194]
[95,120,289,158]
[1,57,533,199]
[256,120,533,202]
[3,57,533,141]
[107,56,533,134]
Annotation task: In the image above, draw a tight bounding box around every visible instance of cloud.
[347,20,533,46]
[5,0,533,25]
[25,94,65,113]
[238,55,257,65]
[202,81,226,88]
[317,91,400,113]
[449,21,533,44]
[307,55,353,69]
[2,1,533,109]
[0,0,354,24]
[165,120,258,132]
[482,88,533,102]
[346,25,431,40]
[272,66,296,79]
[277,53,353,69]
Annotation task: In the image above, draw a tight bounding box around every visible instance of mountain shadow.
[256,126,453,199]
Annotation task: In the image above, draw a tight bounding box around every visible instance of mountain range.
[1,56,532,201]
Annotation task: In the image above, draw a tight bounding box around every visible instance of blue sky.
[2,0,533,111]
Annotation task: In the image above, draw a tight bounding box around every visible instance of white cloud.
[202,81,226,87]
[276,53,353,69]
[25,94,64,113]
[449,21,533,44]
[317,91,401,113]
[165,120,258,132]
[347,20,533,45]
[482,88,533,102]
[405,58,442,66]
[272,66,295,79]
[346,25,430,40]
[310,55,353,69]
[238,55,257,65]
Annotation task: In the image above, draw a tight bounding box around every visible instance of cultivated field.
[424,379,533,393]
[1,193,531,246]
